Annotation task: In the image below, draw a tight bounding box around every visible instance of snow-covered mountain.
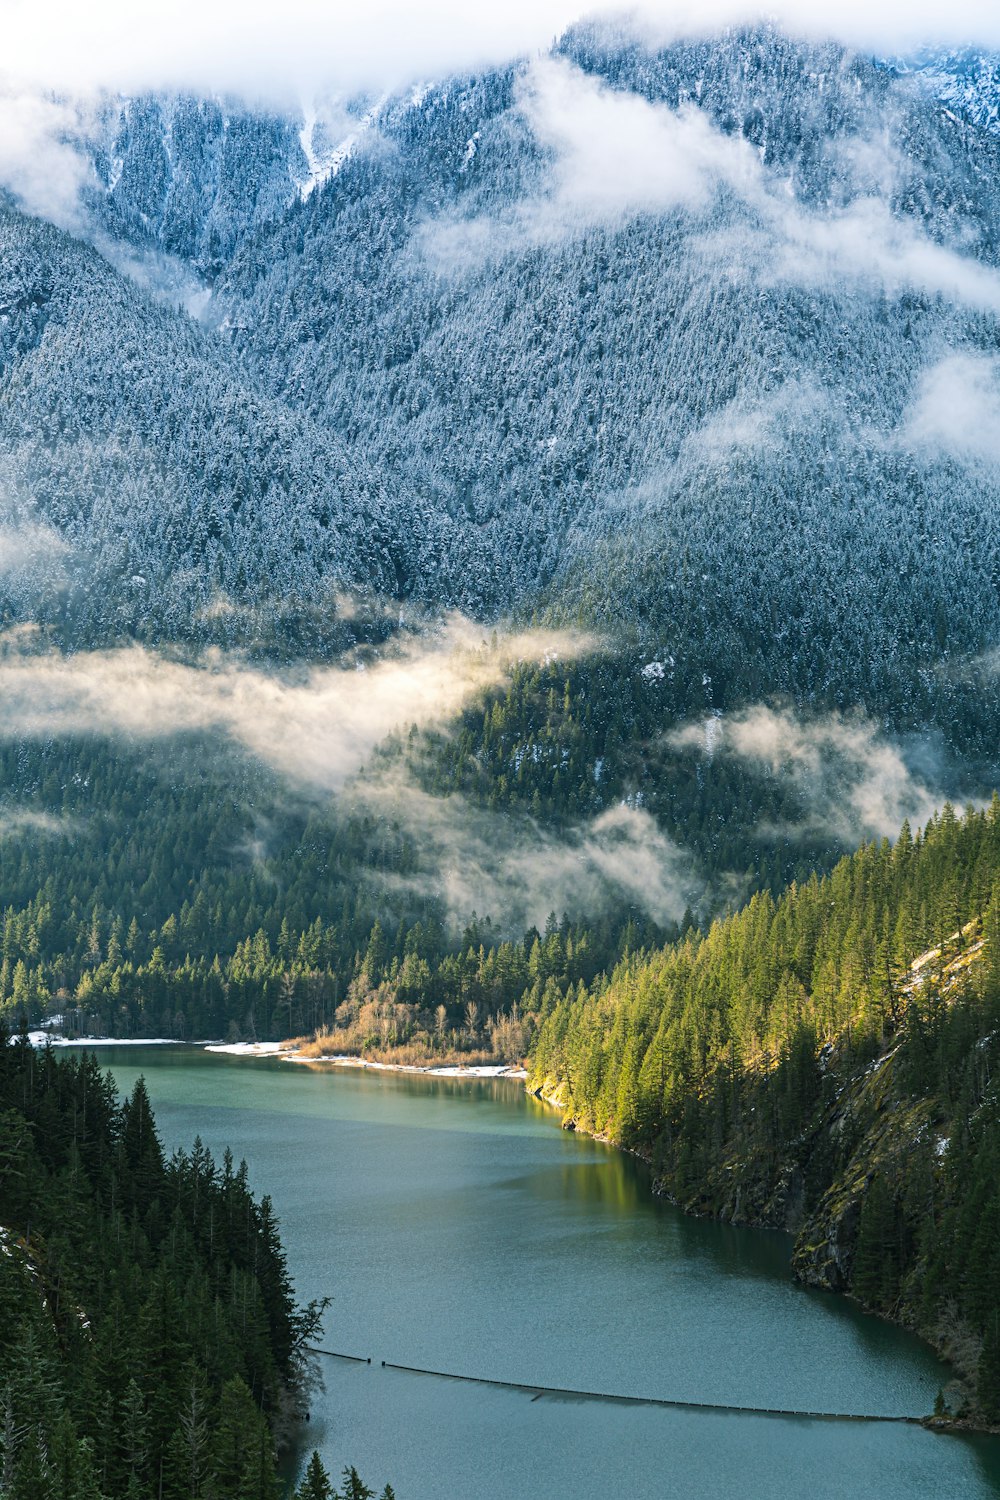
[91,91,392,274]
[888,47,1000,135]
[4,20,1000,751]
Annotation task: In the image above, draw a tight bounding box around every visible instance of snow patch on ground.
[203,1043,525,1077]
[297,96,388,199]
[203,1041,289,1056]
[317,1057,526,1078]
[20,1033,525,1079]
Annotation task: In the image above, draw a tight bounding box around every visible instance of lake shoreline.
[526,1075,1000,1437]
[23,1031,996,1434]
[30,1031,526,1079]
[43,1033,1000,1444]
[204,1039,527,1077]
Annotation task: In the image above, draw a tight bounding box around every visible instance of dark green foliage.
[295,1451,334,1500]
[528,798,1000,1421]
[851,1175,900,1313]
[405,655,861,890]
[293,1456,395,1500]
[337,1470,375,1500]
[979,1328,1000,1426]
[0,727,671,1050]
[0,1038,320,1498]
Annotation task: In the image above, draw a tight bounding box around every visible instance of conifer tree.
[295,1451,334,1500]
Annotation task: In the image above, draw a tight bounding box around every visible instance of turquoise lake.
[89,1045,1000,1499]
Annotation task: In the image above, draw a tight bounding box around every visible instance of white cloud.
[667,704,947,842]
[0,519,68,582]
[4,2,1000,102]
[682,379,830,461]
[519,55,758,231]
[371,785,693,931]
[422,55,758,262]
[0,621,593,793]
[3,1,576,98]
[0,89,95,227]
[0,621,695,932]
[760,198,1000,316]
[630,0,1000,55]
[901,352,1000,463]
[0,807,77,840]
[425,55,1000,320]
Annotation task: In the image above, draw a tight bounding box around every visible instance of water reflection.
[87,1046,1000,1500]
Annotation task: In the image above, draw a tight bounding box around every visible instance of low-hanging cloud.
[0,806,78,840]
[368,783,694,932]
[0,621,698,931]
[900,352,1000,464]
[425,54,1000,320]
[757,198,1000,317]
[422,55,759,264]
[0,88,95,228]
[681,378,832,462]
[667,704,948,843]
[5,2,1000,102]
[521,55,757,231]
[0,518,68,579]
[5,6,1000,323]
[0,621,594,793]
[695,131,1000,318]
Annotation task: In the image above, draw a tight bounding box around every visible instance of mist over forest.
[4,18,1000,937]
[4,7,1000,1486]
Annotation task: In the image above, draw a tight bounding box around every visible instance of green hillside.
[528,799,1000,1423]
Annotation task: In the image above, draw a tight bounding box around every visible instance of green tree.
[295,1451,333,1500]
[337,1468,375,1500]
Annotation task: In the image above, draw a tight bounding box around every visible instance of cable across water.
[306,1348,927,1425]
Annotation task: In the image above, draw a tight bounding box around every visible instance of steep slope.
[94,94,308,273]
[212,21,1000,698]
[529,800,1000,1423]
[893,48,1000,136]
[0,206,404,645]
[5,22,1000,953]
[0,1039,318,1498]
[7,21,1000,708]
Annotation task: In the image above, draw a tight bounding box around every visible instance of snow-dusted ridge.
[884,47,1000,135]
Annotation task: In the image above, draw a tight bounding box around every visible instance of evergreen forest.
[529,799,1000,1422]
[0,1034,327,1497]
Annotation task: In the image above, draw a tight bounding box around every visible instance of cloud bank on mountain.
[0,624,593,793]
[5,1,1000,101]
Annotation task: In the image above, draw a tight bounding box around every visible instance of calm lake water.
[89,1045,1000,1499]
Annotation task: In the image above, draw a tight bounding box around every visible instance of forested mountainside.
[896,49,1000,136]
[0,726,666,1045]
[0,1036,322,1497]
[528,799,1000,1423]
[4,20,1000,975]
[0,208,402,650]
[0,651,948,1044]
[4,14,1000,1438]
[1,24,1000,710]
